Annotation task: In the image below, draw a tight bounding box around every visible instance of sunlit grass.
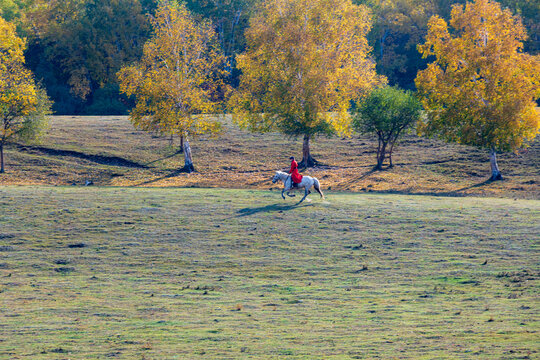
[1,186,538,358]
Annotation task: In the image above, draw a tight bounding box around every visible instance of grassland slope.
[0,116,538,198]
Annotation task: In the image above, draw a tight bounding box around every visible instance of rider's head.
[290,156,295,161]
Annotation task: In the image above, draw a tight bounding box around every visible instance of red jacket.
[289,160,303,183]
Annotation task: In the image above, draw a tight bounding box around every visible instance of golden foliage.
[231,0,385,138]
[0,16,39,143]
[415,0,540,152]
[117,2,226,139]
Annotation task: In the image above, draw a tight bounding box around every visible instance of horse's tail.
[314,178,324,199]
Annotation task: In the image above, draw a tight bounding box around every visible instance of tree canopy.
[1,0,539,114]
[353,86,422,169]
[415,0,540,180]
[21,0,151,114]
[118,1,226,172]
[0,16,51,172]
[232,0,385,166]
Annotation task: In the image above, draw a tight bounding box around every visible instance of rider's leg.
[286,178,296,197]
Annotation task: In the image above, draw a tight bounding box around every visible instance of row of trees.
[1,0,539,180]
[116,0,538,180]
[0,0,538,115]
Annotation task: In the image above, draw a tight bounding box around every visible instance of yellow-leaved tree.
[231,0,385,167]
[117,1,226,173]
[415,0,540,181]
[0,16,51,173]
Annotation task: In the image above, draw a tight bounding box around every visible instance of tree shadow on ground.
[135,169,187,186]
[237,202,313,217]
[144,150,182,167]
[16,144,147,168]
[372,179,496,197]
[337,167,378,187]
[442,179,498,195]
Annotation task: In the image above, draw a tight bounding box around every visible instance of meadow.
[0,116,538,198]
[0,186,538,359]
[1,1,539,358]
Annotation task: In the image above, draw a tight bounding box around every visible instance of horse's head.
[272,172,280,183]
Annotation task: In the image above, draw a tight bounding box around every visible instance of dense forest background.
[1,0,538,115]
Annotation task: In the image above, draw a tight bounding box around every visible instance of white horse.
[272,171,324,204]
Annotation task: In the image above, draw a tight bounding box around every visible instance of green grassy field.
[1,187,538,359]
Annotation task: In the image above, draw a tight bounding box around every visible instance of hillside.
[0,116,538,198]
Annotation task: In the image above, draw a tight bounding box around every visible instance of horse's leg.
[297,188,309,204]
[281,188,286,200]
[300,181,310,195]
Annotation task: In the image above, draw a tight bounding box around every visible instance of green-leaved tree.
[353,86,422,170]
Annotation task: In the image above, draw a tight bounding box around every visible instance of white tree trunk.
[489,147,502,181]
[183,137,194,173]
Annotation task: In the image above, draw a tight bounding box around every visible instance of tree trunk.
[0,143,4,173]
[489,147,502,181]
[299,134,317,168]
[179,135,184,154]
[375,140,387,170]
[182,137,195,173]
[388,141,395,168]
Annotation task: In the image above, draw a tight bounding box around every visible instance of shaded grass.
[0,186,538,359]
[0,116,538,198]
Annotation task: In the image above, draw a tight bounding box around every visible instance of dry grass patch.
[0,116,538,198]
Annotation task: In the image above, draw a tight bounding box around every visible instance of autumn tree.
[415,0,540,181]
[498,0,539,54]
[117,1,226,173]
[0,17,51,173]
[353,86,422,170]
[0,0,21,22]
[232,0,384,167]
[360,0,539,90]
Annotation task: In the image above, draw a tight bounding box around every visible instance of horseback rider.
[289,156,303,188]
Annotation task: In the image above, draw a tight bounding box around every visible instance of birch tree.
[415,0,539,181]
[231,0,384,167]
[118,1,226,172]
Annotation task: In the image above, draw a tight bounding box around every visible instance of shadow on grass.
[237,202,312,217]
[135,168,189,186]
[370,179,496,197]
[443,179,498,194]
[144,150,182,167]
[338,167,378,187]
[16,144,148,168]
